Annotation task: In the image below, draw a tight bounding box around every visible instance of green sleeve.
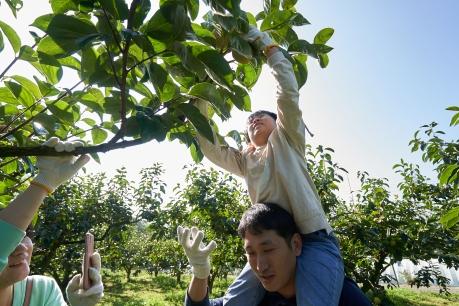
[0,219,25,272]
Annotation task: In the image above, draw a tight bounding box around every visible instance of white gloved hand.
[241,26,274,52]
[177,226,217,279]
[66,252,104,306]
[32,137,90,193]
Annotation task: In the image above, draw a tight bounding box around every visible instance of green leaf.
[176,103,214,143]
[0,87,19,105]
[78,88,105,113]
[4,81,35,107]
[99,0,129,21]
[18,45,38,62]
[260,10,295,31]
[33,76,60,97]
[223,85,250,111]
[34,113,58,133]
[186,0,199,20]
[143,3,190,43]
[264,0,280,13]
[146,62,179,102]
[47,99,80,124]
[10,75,42,99]
[166,62,197,89]
[82,118,96,126]
[189,43,234,89]
[173,42,207,81]
[80,46,97,82]
[91,127,108,144]
[57,56,81,71]
[281,0,297,10]
[236,63,260,89]
[292,54,308,89]
[318,53,329,68]
[291,12,310,26]
[440,207,459,229]
[34,52,63,84]
[288,40,333,58]
[314,28,334,45]
[449,112,459,126]
[131,0,151,28]
[31,14,53,32]
[0,20,21,53]
[446,106,459,111]
[439,164,459,185]
[50,0,79,13]
[191,23,216,46]
[37,14,99,57]
[226,129,243,150]
[190,140,204,162]
[188,83,228,119]
[230,36,252,59]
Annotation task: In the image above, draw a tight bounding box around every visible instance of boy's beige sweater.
[196,50,332,235]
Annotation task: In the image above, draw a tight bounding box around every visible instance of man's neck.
[0,285,13,306]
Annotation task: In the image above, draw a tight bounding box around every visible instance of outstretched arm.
[243,27,305,153]
[195,100,245,177]
[178,225,219,304]
[268,48,305,153]
[0,137,89,230]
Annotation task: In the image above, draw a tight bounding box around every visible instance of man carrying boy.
[178,203,371,306]
[195,26,343,305]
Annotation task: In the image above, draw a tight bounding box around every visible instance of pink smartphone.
[82,232,94,290]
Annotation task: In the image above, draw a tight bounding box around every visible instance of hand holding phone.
[82,232,94,290]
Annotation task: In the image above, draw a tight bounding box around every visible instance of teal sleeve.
[0,219,25,272]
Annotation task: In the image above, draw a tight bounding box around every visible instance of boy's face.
[246,114,276,147]
[244,229,302,298]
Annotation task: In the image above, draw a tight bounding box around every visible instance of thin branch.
[127,50,167,72]
[63,125,104,141]
[108,0,142,144]
[0,80,84,141]
[103,45,122,87]
[101,7,123,53]
[0,38,41,80]
[0,137,150,158]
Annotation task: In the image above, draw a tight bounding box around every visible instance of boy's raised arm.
[195,100,245,177]
[268,48,305,153]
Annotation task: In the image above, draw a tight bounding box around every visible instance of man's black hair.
[237,203,300,244]
[244,110,278,143]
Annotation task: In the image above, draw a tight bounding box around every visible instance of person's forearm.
[0,185,48,230]
[188,276,208,303]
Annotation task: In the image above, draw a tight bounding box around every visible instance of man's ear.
[291,233,302,256]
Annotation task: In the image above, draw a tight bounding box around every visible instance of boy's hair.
[238,203,300,244]
[244,110,278,143]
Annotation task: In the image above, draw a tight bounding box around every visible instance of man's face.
[0,237,33,288]
[244,229,302,298]
[246,114,276,147]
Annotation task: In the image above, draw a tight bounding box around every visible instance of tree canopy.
[0,0,333,206]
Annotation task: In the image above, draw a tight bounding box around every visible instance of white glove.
[177,226,217,279]
[32,137,90,193]
[66,252,104,306]
[242,26,274,52]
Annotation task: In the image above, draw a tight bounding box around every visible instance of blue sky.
[1,1,458,199]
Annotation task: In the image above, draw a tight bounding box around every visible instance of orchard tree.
[30,164,166,292]
[0,0,334,206]
[409,106,459,233]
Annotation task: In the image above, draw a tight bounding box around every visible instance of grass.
[99,271,459,306]
[100,270,232,306]
[386,287,459,306]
